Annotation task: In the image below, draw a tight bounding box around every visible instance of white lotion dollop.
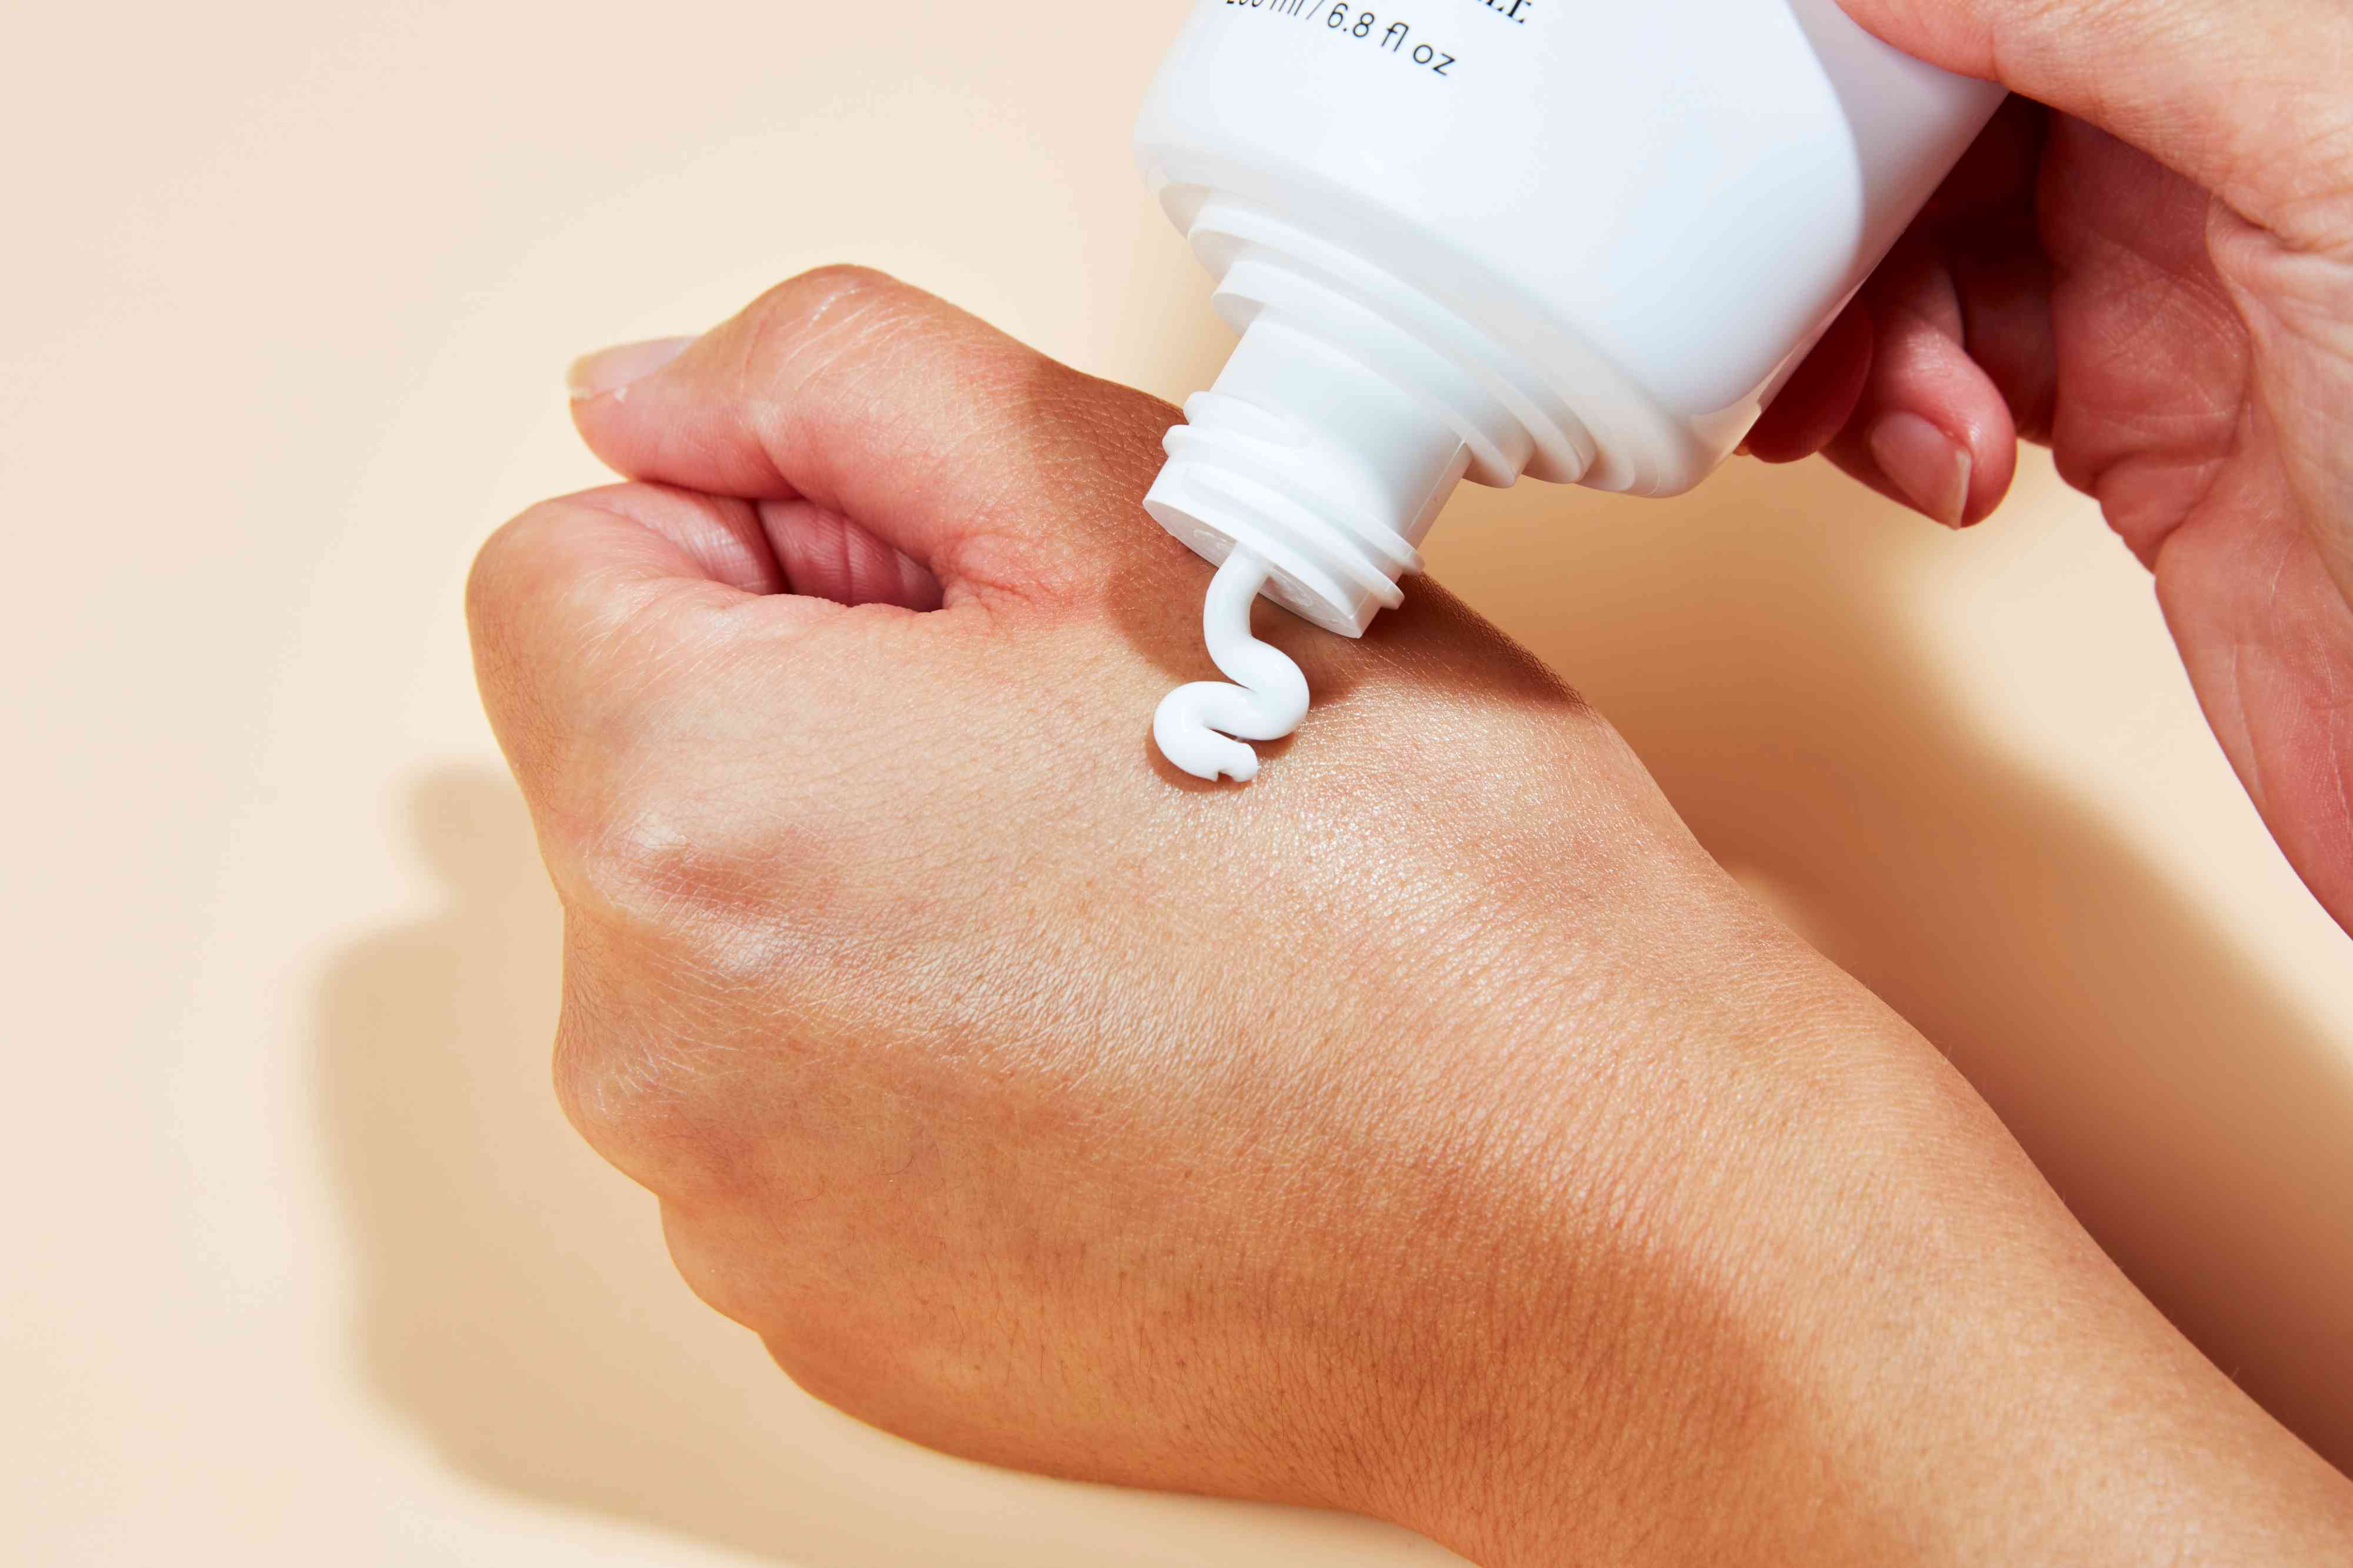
[1152,550,1310,783]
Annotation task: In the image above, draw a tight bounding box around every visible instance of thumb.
[1836,0,2353,242]
[566,266,1183,612]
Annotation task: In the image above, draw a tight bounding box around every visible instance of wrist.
[1355,964,2353,1567]
[1360,977,1949,1563]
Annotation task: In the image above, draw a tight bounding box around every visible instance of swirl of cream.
[1152,549,1312,783]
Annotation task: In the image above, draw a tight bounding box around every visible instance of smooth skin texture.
[1758,0,2353,930]
[467,2,2353,1561]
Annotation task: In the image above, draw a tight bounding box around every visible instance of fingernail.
[565,335,698,402]
[1868,411,1974,528]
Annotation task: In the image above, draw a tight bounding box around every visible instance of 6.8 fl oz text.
[1325,5,1458,76]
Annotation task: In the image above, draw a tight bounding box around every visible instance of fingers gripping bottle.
[1141,0,2004,781]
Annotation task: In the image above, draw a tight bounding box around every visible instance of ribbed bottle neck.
[1145,195,1593,636]
[1146,314,1471,638]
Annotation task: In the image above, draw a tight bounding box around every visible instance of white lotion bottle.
[1138,0,2006,780]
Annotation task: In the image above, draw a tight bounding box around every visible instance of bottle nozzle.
[1144,314,1472,640]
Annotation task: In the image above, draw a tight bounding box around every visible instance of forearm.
[1392,992,2353,1567]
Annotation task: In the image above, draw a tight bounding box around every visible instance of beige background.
[6,1,2349,1561]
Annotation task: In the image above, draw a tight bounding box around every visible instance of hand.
[470,270,2353,1564]
[1753,0,2353,928]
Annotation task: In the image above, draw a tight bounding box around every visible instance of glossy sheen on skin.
[1152,550,1311,782]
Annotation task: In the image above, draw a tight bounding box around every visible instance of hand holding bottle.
[1756,0,2353,928]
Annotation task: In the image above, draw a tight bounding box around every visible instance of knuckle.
[735,263,1058,424]
[660,1210,774,1332]
[564,766,809,945]
[771,262,909,313]
[548,990,638,1157]
[464,502,561,644]
[548,954,756,1200]
[571,808,720,932]
[761,1311,899,1422]
[738,264,930,377]
[465,500,598,777]
[518,651,861,948]
[468,492,645,659]
[542,802,872,1207]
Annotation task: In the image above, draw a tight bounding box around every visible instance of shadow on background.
[314,770,1447,1566]
[316,771,839,1563]
[1427,455,2353,1468]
